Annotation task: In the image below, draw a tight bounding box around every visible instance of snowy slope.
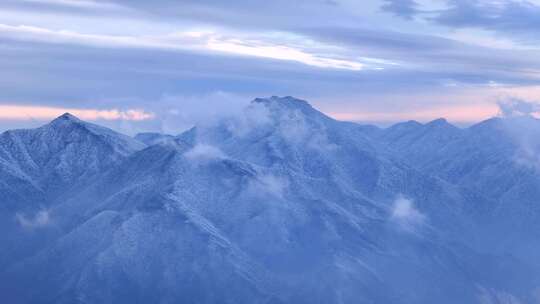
[1,98,540,303]
[0,113,146,269]
[375,115,540,264]
[0,113,145,197]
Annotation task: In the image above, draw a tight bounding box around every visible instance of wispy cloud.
[1,0,540,131]
[16,210,51,229]
[382,0,540,44]
[477,286,524,304]
[207,37,365,70]
[154,92,255,134]
[184,144,226,162]
[247,173,289,199]
[0,23,371,71]
[496,98,540,171]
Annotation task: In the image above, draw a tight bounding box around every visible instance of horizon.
[0,96,532,136]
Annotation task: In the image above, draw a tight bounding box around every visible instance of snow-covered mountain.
[371,115,540,266]
[0,113,145,269]
[2,97,540,303]
[0,113,144,197]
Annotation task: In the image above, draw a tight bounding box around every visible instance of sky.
[1,0,540,134]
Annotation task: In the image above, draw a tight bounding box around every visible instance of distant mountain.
[374,115,540,264]
[1,98,540,304]
[380,118,462,159]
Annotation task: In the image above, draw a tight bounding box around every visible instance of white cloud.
[390,196,426,232]
[0,23,373,71]
[158,92,252,134]
[207,37,365,70]
[157,92,275,137]
[16,210,51,229]
[495,98,540,171]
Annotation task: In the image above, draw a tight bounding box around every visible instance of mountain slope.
[2,97,536,303]
[0,113,145,198]
[0,113,146,269]
[376,115,540,264]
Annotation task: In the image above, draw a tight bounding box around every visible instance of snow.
[1,98,540,304]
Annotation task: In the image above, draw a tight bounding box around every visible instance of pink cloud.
[0,105,155,121]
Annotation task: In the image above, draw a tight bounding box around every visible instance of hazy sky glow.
[2,0,540,133]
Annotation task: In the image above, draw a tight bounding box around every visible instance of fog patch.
[532,287,540,303]
[513,138,540,171]
[184,144,226,162]
[247,173,289,200]
[155,92,252,135]
[16,210,51,229]
[306,131,339,152]
[224,101,272,137]
[86,92,252,136]
[497,98,540,170]
[278,109,338,152]
[390,196,426,232]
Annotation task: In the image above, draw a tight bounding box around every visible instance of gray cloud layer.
[1,0,540,131]
[382,0,540,43]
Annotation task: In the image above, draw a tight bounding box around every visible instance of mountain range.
[1,96,540,304]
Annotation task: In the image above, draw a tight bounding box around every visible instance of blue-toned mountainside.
[1,97,539,304]
[368,115,540,264]
[0,113,146,269]
[134,132,175,146]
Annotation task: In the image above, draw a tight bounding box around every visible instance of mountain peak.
[387,120,423,131]
[252,96,313,110]
[41,112,146,153]
[426,118,456,129]
[55,112,81,122]
[427,118,447,125]
[48,113,86,129]
[250,96,334,124]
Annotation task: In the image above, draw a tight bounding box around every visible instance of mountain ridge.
[1,96,540,304]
